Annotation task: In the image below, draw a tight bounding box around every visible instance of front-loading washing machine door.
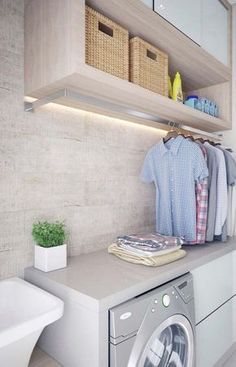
[128,315,194,367]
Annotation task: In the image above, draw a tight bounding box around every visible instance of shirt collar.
[159,135,184,156]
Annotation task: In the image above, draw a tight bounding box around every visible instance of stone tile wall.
[0,0,165,278]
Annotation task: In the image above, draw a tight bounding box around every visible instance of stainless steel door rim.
[128,314,194,367]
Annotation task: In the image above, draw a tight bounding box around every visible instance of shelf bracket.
[24,88,223,141]
[24,89,67,112]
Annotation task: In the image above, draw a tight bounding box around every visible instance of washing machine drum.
[144,324,187,366]
[137,315,194,367]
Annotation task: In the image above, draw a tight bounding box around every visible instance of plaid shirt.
[187,144,208,244]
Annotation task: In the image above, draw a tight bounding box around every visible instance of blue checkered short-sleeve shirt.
[140,136,208,241]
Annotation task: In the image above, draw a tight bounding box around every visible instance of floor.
[29,347,61,367]
[30,346,236,367]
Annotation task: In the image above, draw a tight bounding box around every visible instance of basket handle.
[98,21,114,37]
[147,49,157,61]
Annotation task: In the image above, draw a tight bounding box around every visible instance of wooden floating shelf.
[24,0,232,133]
[26,64,230,133]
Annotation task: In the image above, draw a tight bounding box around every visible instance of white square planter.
[34,244,67,272]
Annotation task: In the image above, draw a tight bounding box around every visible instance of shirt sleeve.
[140,151,154,183]
[224,150,236,186]
[193,145,209,182]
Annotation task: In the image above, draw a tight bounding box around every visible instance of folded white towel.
[108,243,186,267]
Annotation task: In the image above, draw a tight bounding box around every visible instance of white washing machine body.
[109,273,195,367]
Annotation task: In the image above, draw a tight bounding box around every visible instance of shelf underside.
[27,65,231,133]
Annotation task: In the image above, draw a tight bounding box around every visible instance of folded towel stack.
[108,233,186,267]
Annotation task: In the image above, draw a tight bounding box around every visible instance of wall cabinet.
[154,0,230,66]
[154,0,202,45]
[201,0,229,65]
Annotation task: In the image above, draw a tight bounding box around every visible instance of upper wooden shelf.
[87,0,232,91]
[24,0,232,133]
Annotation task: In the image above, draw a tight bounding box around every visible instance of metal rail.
[24,88,223,141]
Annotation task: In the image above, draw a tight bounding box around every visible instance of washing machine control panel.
[174,278,193,303]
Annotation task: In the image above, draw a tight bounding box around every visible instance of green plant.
[32,221,66,248]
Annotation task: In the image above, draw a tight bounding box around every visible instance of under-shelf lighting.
[24,88,223,141]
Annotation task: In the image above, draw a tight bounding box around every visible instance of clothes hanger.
[163,129,178,143]
[178,131,186,138]
[180,132,198,140]
[163,122,179,143]
[185,134,195,141]
[195,137,205,143]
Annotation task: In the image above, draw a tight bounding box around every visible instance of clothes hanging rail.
[24,88,223,141]
[179,125,223,141]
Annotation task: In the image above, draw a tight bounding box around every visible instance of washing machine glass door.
[138,315,194,367]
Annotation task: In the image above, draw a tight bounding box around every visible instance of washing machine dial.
[162,294,170,307]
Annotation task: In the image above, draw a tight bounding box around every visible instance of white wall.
[223,5,236,149]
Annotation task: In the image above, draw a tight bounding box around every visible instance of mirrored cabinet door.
[201,0,229,65]
[154,0,202,45]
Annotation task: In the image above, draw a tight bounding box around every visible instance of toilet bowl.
[0,277,64,367]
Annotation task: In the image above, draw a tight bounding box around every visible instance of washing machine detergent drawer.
[109,273,195,367]
[110,297,151,367]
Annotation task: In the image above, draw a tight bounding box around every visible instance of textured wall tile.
[0,0,164,279]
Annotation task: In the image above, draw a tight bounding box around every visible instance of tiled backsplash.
[0,0,165,279]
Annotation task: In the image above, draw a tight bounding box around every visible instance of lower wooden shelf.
[26,64,231,133]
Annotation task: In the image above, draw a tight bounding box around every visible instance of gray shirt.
[218,147,236,186]
[200,142,218,242]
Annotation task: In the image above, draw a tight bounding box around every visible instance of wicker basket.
[85,6,129,80]
[130,37,168,96]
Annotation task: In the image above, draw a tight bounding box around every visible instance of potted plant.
[32,221,67,272]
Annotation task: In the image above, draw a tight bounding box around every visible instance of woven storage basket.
[130,37,168,96]
[85,6,129,80]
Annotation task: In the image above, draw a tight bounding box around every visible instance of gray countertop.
[25,238,236,312]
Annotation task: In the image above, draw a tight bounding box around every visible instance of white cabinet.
[192,252,235,366]
[233,295,236,343]
[191,253,233,324]
[233,250,236,296]
[196,299,234,367]
[201,0,229,65]
[153,0,230,65]
[233,251,236,343]
[154,0,202,45]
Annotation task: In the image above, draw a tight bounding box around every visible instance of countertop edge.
[24,240,236,312]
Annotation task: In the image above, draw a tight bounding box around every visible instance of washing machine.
[109,273,195,367]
